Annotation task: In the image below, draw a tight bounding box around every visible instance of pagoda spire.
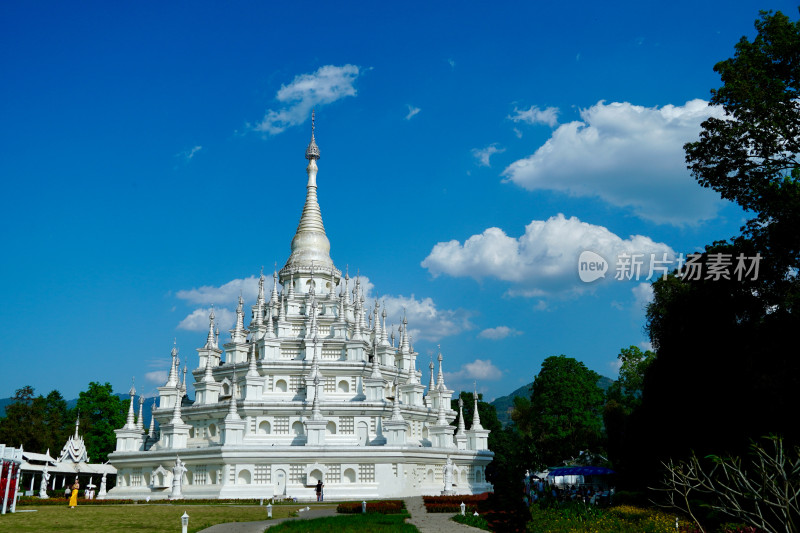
[472,382,483,430]
[391,374,404,421]
[136,395,145,432]
[166,342,179,387]
[380,306,389,346]
[232,295,246,342]
[271,268,279,304]
[171,388,185,424]
[428,356,435,393]
[74,411,80,439]
[226,368,241,420]
[252,272,265,325]
[284,111,333,271]
[148,398,156,436]
[205,308,216,349]
[181,365,187,393]
[125,378,136,429]
[457,397,466,434]
[247,344,259,377]
[202,345,216,383]
[436,386,448,425]
[370,341,383,379]
[436,347,446,390]
[400,312,410,354]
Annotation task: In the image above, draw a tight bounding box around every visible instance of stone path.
[403,497,486,533]
[197,498,484,533]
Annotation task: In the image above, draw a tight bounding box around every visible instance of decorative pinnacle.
[305,110,320,160]
[457,397,466,433]
[472,382,483,430]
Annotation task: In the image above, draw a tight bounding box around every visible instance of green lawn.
[0,503,334,533]
[267,512,417,532]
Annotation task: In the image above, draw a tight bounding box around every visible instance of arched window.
[259,420,271,435]
[237,469,251,485]
[343,468,356,483]
[326,421,336,434]
[292,421,305,435]
[276,379,288,392]
[337,380,349,393]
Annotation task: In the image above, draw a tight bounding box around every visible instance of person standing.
[315,480,324,502]
[68,479,79,508]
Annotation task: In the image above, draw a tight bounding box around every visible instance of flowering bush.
[336,500,405,514]
[527,503,690,533]
[422,493,489,512]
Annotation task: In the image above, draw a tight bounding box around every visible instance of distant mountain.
[491,376,615,427]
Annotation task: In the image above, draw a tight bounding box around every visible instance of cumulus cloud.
[353,276,472,342]
[472,144,505,167]
[502,99,727,225]
[251,65,362,135]
[405,105,421,120]
[421,214,675,298]
[478,326,522,340]
[176,276,263,305]
[508,105,559,127]
[178,307,236,332]
[445,359,504,384]
[145,370,168,385]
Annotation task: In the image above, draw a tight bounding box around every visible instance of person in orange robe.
[68,479,79,508]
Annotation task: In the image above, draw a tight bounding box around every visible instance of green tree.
[0,386,70,454]
[519,355,605,469]
[72,382,127,463]
[685,9,800,299]
[617,11,800,494]
[0,386,38,449]
[606,345,656,410]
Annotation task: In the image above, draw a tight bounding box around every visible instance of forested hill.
[491,376,614,427]
[0,394,147,420]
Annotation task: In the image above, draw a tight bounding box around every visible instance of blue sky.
[1,1,794,402]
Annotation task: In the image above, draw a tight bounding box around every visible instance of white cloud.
[478,326,522,340]
[472,144,505,167]
[178,307,236,332]
[145,370,168,385]
[502,99,727,225]
[352,276,473,342]
[513,127,523,138]
[405,105,421,120]
[445,359,504,384]
[632,282,654,313]
[251,65,362,135]
[176,276,262,305]
[508,105,559,127]
[421,213,675,298]
[177,145,202,161]
[447,58,456,69]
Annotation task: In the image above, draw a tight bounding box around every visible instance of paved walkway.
[403,497,485,533]
[197,498,484,533]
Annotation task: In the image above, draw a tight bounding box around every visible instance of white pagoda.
[108,117,493,500]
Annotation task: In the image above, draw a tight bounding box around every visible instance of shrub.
[336,500,405,514]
